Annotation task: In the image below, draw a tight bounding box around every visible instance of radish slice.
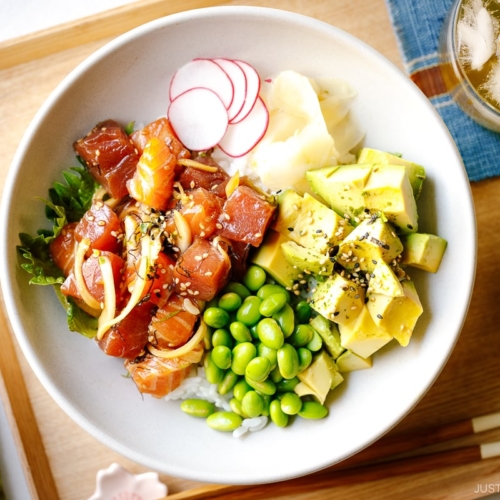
[213,58,247,122]
[170,59,234,109]
[168,87,229,151]
[218,96,269,157]
[230,60,261,124]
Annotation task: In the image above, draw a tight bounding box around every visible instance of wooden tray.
[1,1,500,498]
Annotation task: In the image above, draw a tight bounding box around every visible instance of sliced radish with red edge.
[218,97,269,158]
[169,59,234,109]
[212,58,247,122]
[230,60,261,124]
[168,87,229,151]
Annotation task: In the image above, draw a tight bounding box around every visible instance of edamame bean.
[180,399,215,418]
[218,292,242,312]
[270,399,289,428]
[223,282,251,300]
[297,347,313,372]
[306,329,323,352]
[272,303,295,338]
[250,324,259,340]
[257,284,290,303]
[270,365,283,384]
[207,411,243,431]
[233,379,252,401]
[259,293,288,317]
[245,356,271,382]
[231,342,257,375]
[298,401,329,420]
[211,345,232,370]
[260,394,271,417]
[212,328,233,348]
[257,318,284,350]
[236,296,262,326]
[245,376,277,396]
[277,343,299,379]
[280,392,303,415]
[276,376,300,393]
[218,369,239,396]
[229,398,245,417]
[205,352,225,384]
[203,326,213,350]
[257,343,278,369]
[288,324,315,347]
[295,300,312,323]
[229,321,252,342]
[203,307,230,329]
[241,390,264,418]
[242,265,267,291]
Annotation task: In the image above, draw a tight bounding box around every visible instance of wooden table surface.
[1,0,500,499]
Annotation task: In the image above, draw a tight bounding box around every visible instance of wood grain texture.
[1,1,499,499]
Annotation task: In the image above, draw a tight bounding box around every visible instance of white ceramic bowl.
[0,6,476,484]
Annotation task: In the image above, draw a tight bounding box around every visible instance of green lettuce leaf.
[54,287,98,339]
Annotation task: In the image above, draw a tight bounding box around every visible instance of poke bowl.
[0,6,476,485]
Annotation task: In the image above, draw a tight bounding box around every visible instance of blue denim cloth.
[386,0,500,181]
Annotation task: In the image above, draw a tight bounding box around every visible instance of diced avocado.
[309,314,345,359]
[366,280,423,346]
[367,261,403,297]
[309,273,365,325]
[362,164,418,234]
[357,148,426,200]
[273,189,350,252]
[250,230,301,287]
[336,350,372,372]
[339,306,393,358]
[281,241,333,276]
[296,350,342,404]
[400,233,447,273]
[336,216,403,272]
[306,163,372,219]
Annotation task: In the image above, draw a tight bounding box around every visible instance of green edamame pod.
[257,318,284,350]
[212,328,233,348]
[207,411,243,431]
[259,293,288,317]
[298,401,329,420]
[223,282,251,300]
[242,265,267,291]
[180,399,215,418]
[231,342,257,375]
[297,347,313,372]
[270,399,289,428]
[218,292,242,312]
[245,356,272,382]
[241,390,265,418]
[229,321,252,342]
[277,343,300,379]
[211,345,232,370]
[203,307,230,329]
[236,296,263,326]
[257,284,291,303]
[288,324,315,347]
[295,300,312,323]
[306,329,323,352]
[218,369,239,396]
[272,303,295,338]
[280,392,303,415]
[233,379,252,401]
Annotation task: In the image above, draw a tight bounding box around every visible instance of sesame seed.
[97,220,106,226]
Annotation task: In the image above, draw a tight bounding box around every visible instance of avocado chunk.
[309,314,345,359]
[357,147,426,200]
[339,305,393,358]
[362,164,418,234]
[336,216,404,272]
[281,241,334,276]
[250,230,301,287]
[306,163,372,219]
[366,280,423,346]
[273,189,351,252]
[366,261,404,297]
[309,273,365,325]
[295,350,343,404]
[400,233,447,273]
[336,349,372,372]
